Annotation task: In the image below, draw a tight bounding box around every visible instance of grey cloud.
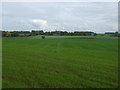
[1,2,118,33]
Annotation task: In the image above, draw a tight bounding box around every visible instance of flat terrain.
[2,36,118,88]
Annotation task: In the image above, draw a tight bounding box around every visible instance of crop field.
[2,36,118,88]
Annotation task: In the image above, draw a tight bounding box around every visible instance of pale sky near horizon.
[1,0,119,2]
[1,2,118,33]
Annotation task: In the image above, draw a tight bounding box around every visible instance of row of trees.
[2,30,119,37]
[2,30,96,37]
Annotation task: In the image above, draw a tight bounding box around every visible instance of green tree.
[41,36,45,39]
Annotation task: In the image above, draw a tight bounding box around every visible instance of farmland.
[2,36,118,88]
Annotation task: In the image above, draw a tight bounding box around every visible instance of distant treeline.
[1,30,119,37]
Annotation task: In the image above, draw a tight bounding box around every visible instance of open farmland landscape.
[1,1,118,88]
[2,36,118,88]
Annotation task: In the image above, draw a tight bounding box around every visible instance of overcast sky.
[1,2,118,33]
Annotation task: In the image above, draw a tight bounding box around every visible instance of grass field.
[2,36,118,88]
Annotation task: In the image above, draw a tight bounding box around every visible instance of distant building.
[105,32,119,37]
[105,32,115,34]
[53,33,61,36]
[18,33,31,37]
[74,31,94,36]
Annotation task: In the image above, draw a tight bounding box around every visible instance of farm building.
[105,32,115,34]
[74,31,95,36]
[105,32,119,37]
[18,33,31,37]
[52,33,61,36]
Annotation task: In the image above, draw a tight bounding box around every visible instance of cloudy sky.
[1,2,118,33]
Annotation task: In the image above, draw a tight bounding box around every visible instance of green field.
[2,36,118,88]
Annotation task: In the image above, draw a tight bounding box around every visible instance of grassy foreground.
[2,36,118,88]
